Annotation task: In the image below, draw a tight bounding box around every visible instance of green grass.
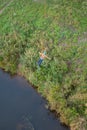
[0,0,11,9]
[0,0,87,129]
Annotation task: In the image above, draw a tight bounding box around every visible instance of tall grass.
[0,0,87,129]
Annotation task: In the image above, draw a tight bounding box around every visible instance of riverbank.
[0,0,87,130]
[0,69,69,130]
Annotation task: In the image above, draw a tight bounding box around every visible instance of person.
[37,48,50,67]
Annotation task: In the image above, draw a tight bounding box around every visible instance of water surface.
[0,69,69,130]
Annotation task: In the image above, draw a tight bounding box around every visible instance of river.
[0,69,69,130]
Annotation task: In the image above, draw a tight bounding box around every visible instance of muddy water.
[0,69,69,130]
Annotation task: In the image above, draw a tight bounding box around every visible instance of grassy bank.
[0,0,87,129]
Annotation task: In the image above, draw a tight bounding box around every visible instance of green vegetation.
[0,0,87,129]
[0,0,11,9]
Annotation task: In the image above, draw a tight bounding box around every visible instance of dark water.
[0,69,69,130]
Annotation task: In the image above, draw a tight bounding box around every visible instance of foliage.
[0,0,87,129]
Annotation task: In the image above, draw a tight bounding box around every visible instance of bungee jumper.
[37,47,51,67]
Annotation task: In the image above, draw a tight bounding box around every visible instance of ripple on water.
[16,116,34,130]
